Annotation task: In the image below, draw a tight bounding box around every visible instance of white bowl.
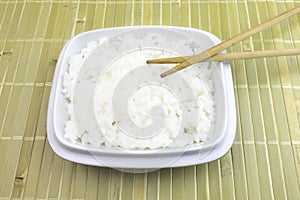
[47,26,236,170]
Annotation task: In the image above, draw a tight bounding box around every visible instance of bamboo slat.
[143,1,151,25]
[133,173,146,200]
[108,170,122,200]
[124,0,133,26]
[0,140,10,190]
[133,1,142,25]
[75,2,88,35]
[171,1,180,27]
[114,1,126,27]
[93,3,105,29]
[146,171,159,200]
[172,168,184,200]
[243,144,262,199]
[208,160,222,200]
[104,3,115,28]
[184,166,196,200]
[0,3,7,26]
[281,145,300,199]
[85,166,100,199]
[151,0,160,25]
[2,86,22,138]
[220,153,235,200]
[98,168,110,200]
[255,145,274,199]
[161,2,170,26]
[190,2,199,29]
[35,86,51,138]
[0,3,17,41]
[292,144,300,189]
[48,154,64,199]
[121,171,134,200]
[23,140,46,199]
[196,164,209,199]
[231,143,248,199]
[73,164,89,199]
[159,169,171,200]
[0,140,22,198]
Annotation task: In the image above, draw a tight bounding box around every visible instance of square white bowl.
[47,26,236,170]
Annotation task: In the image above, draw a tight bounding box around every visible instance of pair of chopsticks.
[146,6,300,78]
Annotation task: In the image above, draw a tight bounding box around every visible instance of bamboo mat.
[0,0,300,199]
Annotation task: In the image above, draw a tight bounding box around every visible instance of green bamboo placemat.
[0,0,300,199]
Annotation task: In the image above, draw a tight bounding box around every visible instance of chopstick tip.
[160,69,175,78]
[160,73,166,78]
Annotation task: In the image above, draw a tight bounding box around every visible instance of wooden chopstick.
[147,49,300,63]
[159,6,300,78]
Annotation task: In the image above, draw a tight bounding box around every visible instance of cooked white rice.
[62,33,216,150]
